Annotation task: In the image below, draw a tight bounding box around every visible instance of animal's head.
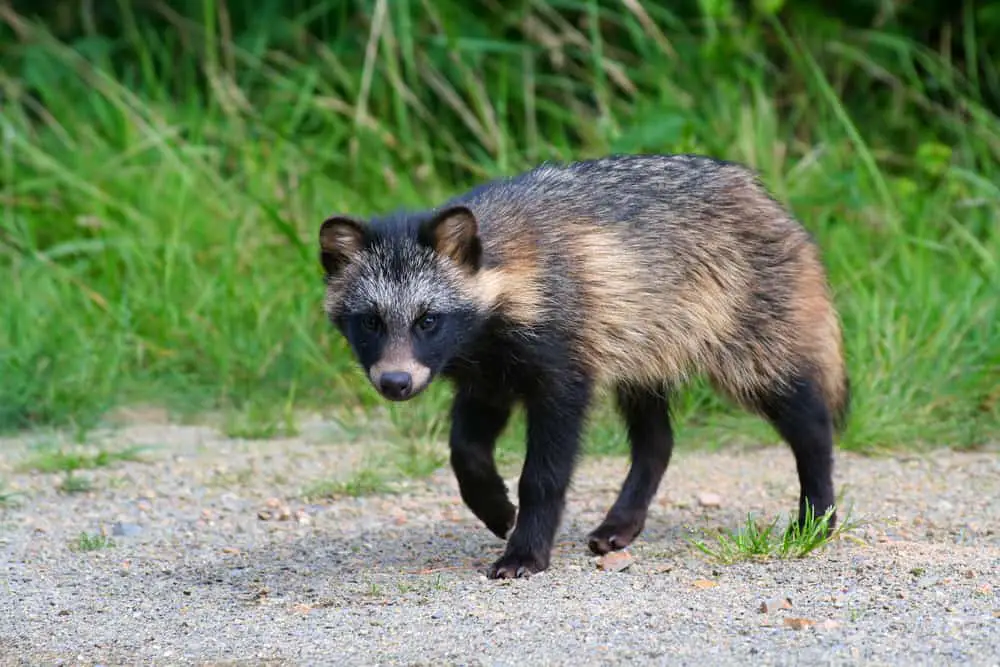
[318,205,490,401]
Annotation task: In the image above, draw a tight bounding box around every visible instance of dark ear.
[319,215,367,276]
[418,205,481,271]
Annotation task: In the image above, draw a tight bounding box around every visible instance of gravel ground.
[1,415,998,666]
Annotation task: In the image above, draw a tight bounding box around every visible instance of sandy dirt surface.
[1,417,998,666]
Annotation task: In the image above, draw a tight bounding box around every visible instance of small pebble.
[111,522,142,537]
[697,492,722,508]
[596,551,634,572]
[783,617,816,630]
[758,597,793,613]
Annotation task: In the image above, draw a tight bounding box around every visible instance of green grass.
[393,438,449,479]
[0,3,997,457]
[303,435,449,499]
[0,482,24,508]
[19,445,146,474]
[17,443,146,495]
[690,503,858,565]
[222,396,300,440]
[70,531,114,552]
[58,473,95,494]
[304,468,393,500]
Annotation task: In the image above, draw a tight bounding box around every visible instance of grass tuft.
[223,400,300,440]
[303,468,392,499]
[58,473,95,494]
[20,446,147,474]
[0,482,25,508]
[689,503,858,565]
[393,438,448,479]
[70,532,114,552]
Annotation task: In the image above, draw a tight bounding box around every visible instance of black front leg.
[449,386,517,540]
[487,374,593,579]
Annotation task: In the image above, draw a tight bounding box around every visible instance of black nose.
[379,371,413,399]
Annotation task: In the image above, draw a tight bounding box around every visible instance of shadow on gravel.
[174,505,734,603]
[175,522,509,600]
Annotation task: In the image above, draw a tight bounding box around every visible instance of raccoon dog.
[318,154,849,579]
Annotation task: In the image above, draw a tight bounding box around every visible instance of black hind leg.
[587,384,674,555]
[757,376,837,529]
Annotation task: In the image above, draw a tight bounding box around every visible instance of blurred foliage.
[0,0,996,445]
[3,0,998,186]
[4,1,999,107]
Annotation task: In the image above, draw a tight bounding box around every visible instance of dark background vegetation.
[1,0,997,456]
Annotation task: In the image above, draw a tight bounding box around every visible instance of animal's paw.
[587,515,644,555]
[482,502,517,541]
[486,550,548,579]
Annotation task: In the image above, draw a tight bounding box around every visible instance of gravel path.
[1,416,998,666]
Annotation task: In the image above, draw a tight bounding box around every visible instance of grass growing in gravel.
[19,446,146,474]
[222,395,301,440]
[304,468,393,500]
[1,3,997,459]
[18,444,146,495]
[690,504,857,565]
[58,474,95,494]
[70,532,114,552]
[303,427,449,499]
[0,482,24,508]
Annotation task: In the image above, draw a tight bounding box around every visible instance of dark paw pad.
[486,552,547,579]
[587,519,644,555]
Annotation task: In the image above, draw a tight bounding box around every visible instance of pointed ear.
[418,205,481,271]
[319,215,367,276]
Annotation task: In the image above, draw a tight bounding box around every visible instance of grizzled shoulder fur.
[445,153,846,424]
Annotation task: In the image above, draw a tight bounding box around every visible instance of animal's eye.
[360,313,381,331]
[416,313,438,332]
